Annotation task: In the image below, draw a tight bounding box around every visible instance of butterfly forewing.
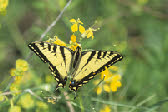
[28,42,73,88]
[69,50,123,91]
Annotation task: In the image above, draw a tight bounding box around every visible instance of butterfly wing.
[69,50,123,91]
[28,41,73,88]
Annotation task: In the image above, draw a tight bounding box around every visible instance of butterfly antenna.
[55,86,58,92]
[88,75,105,94]
[97,75,105,86]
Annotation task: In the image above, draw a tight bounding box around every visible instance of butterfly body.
[28,41,123,92]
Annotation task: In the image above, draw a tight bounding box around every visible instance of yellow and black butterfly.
[28,41,123,92]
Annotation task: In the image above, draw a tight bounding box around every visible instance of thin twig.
[88,75,105,94]
[0,91,18,96]
[0,88,43,101]
[25,89,43,101]
[64,92,75,112]
[26,0,72,60]
[39,0,72,40]
[92,98,149,110]
[4,76,15,91]
[129,94,156,112]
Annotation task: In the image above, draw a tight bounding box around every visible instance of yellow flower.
[79,25,85,34]
[70,44,80,51]
[71,24,78,32]
[8,106,21,112]
[10,68,23,84]
[110,66,118,71]
[69,34,82,51]
[16,59,29,72]
[70,19,77,23]
[10,83,20,95]
[45,75,54,83]
[100,105,111,112]
[70,18,83,24]
[53,36,66,46]
[110,75,122,92]
[101,67,113,81]
[15,75,23,83]
[94,79,110,94]
[19,93,35,109]
[69,40,81,51]
[36,101,49,112]
[10,59,28,87]
[0,0,8,15]
[94,66,122,95]
[96,86,102,95]
[112,74,121,81]
[93,79,102,95]
[94,81,110,95]
[10,68,16,76]
[36,101,48,109]
[70,18,84,32]
[103,84,111,92]
[71,34,76,42]
[81,27,98,39]
[47,98,56,104]
[0,91,7,102]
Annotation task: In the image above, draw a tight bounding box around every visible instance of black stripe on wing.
[28,42,72,89]
[73,46,81,68]
[60,46,66,66]
[28,42,49,63]
[80,51,96,70]
[69,51,123,91]
[49,63,67,88]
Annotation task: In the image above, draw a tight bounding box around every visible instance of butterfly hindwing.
[69,50,123,91]
[28,42,73,88]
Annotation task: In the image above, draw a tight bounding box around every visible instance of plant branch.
[64,92,75,112]
[39,0,72,40]
[26,0,72,60]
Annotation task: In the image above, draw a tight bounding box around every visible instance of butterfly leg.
[74,92,77,100]
[54,82,63,91]
[54,85,59,92]
[54,84,62,96]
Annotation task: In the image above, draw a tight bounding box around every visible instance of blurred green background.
[0,0,168,112]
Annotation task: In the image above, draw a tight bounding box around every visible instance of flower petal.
[103,84,111,92]
[71,23,78,32]
[100,105,111,112]
[71,35,76,42]
[79,25,85,34]
[112,75,121,81]
[77,18,83,24]
[10,68,16,76]
[110,66,118,71]
[110,83,117,92]
[87,30,93,38]
[16,59,29,72]
[96,86,102,95]
[53,36,66,46]
[116,81,122,87]
[8,106,21,112]
[70,19,76,23]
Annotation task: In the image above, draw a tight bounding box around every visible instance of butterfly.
[28,41,123,92]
